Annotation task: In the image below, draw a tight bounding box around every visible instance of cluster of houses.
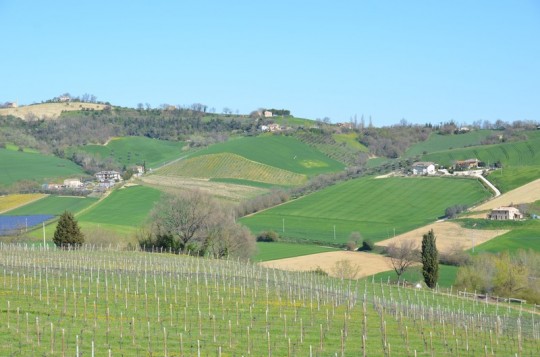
[44,166,145,193]
[260,123,282,132]
[411,158,482,176]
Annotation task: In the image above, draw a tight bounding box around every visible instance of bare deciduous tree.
[386,239,419,282]
[146,190,255,258]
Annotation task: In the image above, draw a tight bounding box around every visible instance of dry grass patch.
[140,175,266,201]
[377,221,508,253]
[260,251,393,279]
[472,178,540,211]
[0,102,106,120]
[0,194,47,213]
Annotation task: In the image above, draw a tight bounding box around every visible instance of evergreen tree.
[421,229,439,288]
[53,211,84,248]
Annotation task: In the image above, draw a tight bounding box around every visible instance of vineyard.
[295,131,368,166]
[156,153,307,186]
[0,245,537,356]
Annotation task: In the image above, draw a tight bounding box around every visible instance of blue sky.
[1,1,539,126]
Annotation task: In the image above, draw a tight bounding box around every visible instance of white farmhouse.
[412,162,436,175]
[488,207,523,220]
[63,178,83,188]
[95,170,122,182]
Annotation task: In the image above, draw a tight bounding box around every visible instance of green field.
[332,133,368,151]
[71,136,188,169]
[371,264,459,288]
[77,185,161,229]
[240,176,491,243]
[0,148,85,186]
[0,247,535,356]
[187,135,345,176]
[487,166,540,193]
[3,195,98,216]
[405,130,496,157]
[254,242,339,261]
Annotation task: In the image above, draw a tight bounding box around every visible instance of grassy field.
[187,135,345,176]
[0,148,85,186]
[370,264,459,288]
[77,185,161,229]
[0,246,535,356]
[240,176,491,243]
[70,136,188,169]
[487,166,540,193]
[156,153,307,186]
[332,133,368,151]
[254,242,339,261]
[4,195,98,216]
[0,194,46,213]
[405,130,496,157]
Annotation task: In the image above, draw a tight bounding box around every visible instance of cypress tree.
[53,211,84,248]
[421,229,439,288]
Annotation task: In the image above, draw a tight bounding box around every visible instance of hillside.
[0,102,106,120]
[404,130,496,157]
[240,176,491,243]
[0,246,535,356]
[0,148,86,188]
[186,135,345,175]
[70,136,189,169]
[155,152,307,186]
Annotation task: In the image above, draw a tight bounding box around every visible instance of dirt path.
[377,221,508,253]
[260,251,393,278]
[472,178,540,211]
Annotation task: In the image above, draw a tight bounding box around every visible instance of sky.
[1,1,539,126]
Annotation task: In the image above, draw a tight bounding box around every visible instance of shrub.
[359,239,375,251]
[345,240,358,251]
[256,230,280,242]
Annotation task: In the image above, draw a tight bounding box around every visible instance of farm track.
[472,178,540,211]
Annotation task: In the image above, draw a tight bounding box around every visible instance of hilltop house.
[264,110,273,118]
[4,101,17,108]
[412,162,436,175]
[488,206,523,220]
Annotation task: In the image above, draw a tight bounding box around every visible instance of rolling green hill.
[71,136,188,169]
[404,130,496,157]
[187,135,345,176]
[240,176,491,243]
[0,148,85,187]
[156,153,307,186]
[420,131,540,191]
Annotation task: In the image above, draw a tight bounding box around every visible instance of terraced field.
[240,176,491,243]
[186,135,344,176]
[70,136,188,169]
[155,153,307,186]
[0,148,85,186]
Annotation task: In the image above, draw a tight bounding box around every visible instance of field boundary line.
[0,194,49,214]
